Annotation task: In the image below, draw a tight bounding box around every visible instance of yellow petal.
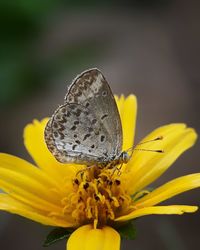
[115,95,125,118]
[125,124,197,194]
[23,119,79,181]
[67,224,120,250]
[0,153,65,193]
[0,194,73,227]
[121,95,137,151]
[135,174,200,208]
[115,205,198,222]
[0,153,64,212]
[115,95,137,150]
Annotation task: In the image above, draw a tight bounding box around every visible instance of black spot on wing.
[71,125,77,131]
[101,114,108,120]
[83,134,91,141]
[61,107,66,113]
[100,135,105,142]
[91,119,97,124]
[85,102,90,108]
[54,132,59,137]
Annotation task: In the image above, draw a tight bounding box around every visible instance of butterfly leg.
[111,163,123,176]
[76,165,100,179]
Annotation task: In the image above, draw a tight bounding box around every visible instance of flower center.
[62,167,132,228]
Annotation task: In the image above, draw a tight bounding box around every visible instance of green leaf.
[117,221,137,240]
[43,227,73,247]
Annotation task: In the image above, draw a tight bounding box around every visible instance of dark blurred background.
[0,0,199,249]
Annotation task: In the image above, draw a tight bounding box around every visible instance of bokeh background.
[0,0,199,249]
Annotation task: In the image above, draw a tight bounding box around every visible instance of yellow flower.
[0,95,199,250]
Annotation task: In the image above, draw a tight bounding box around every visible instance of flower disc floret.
[62,167,132,228]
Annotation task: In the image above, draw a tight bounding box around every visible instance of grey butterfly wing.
[65,68,122,154]
[45,68,122,165]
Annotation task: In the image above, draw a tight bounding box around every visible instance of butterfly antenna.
[136,136,163,146]
[133,148,164,153]
[126,136,164,157]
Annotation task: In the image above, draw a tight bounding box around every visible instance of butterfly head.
[119,151,130,164]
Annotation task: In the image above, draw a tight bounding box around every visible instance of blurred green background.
[0,0,200,249]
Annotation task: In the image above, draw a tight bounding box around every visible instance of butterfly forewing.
[45,68,122,165]
[65,69,122,153]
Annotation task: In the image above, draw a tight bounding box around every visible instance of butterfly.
[44,68,130,168]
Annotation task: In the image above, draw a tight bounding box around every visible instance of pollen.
[62,167,132,228]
